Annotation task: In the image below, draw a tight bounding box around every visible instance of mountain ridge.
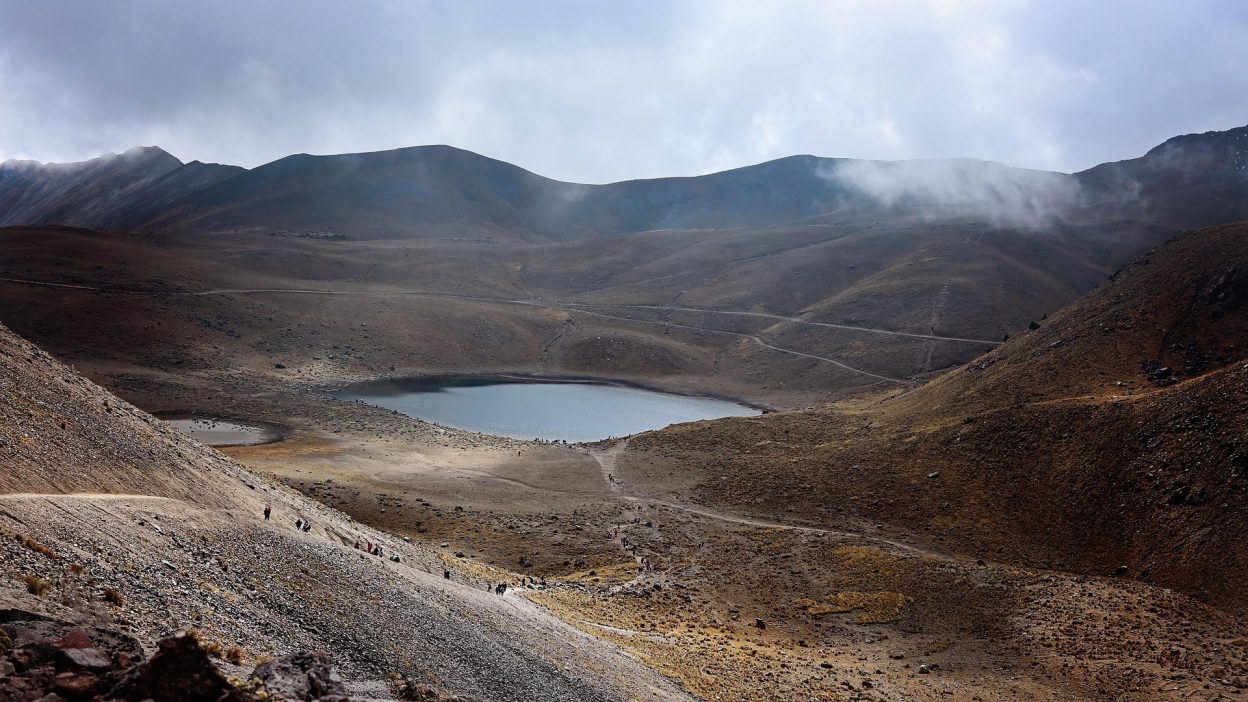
[2,123,1243,240]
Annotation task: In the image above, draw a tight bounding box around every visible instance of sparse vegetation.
[16,533,56,559]
[796,591,909,623]
[103,587,125,607]
[186,628,225,659]
[22,574,51,596]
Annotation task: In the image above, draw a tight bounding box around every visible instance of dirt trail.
[0,276,987,382]
[0,489,695,702]
[562,302,1003,345]
[586,441,944,560]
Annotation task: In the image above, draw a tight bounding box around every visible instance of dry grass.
[186,628,225,659]
[795,590,909,623]
[16,533,56,559]
[103,587,125,607]
[22,574,51,596]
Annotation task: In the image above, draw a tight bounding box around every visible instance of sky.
[0,1,1245,183]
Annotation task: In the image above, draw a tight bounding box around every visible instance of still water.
[167,418,276,447]
[333,377,760,442]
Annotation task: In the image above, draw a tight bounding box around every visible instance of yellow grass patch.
[796,590,909,623]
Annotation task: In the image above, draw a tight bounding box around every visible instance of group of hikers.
[353,537,400,562]
[262,498,657,595]
[265,503,398,561]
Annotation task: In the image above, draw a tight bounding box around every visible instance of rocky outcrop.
[0,610,474,702]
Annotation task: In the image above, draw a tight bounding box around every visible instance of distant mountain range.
[3,125,1246,239]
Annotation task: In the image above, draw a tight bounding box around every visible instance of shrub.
[187,629,225,659]
[22,574,51,596]
[224,646,246,665]
[103,588,125,607]
[17,534,56,559]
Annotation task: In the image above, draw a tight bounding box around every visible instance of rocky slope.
[618,222,1248,608]
[0,320,691,701]
[0,147,243,230]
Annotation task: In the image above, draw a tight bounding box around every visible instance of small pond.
[166,418,278,447]
[332,377,760,442]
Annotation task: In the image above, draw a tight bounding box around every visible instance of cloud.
[0,0,1245,183]
[824,159,1082,228]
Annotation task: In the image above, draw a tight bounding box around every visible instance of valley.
[2,126,1247,701]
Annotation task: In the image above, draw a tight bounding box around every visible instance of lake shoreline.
[326,373,764,442]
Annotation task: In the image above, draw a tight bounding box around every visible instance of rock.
[106,634,234,702]
[918,663,931,674]
[1169,485,1190,506]
[396,678,477,701]
[0,660,14,677]
[52,670,101,698]
[926,471,940,479]
[251,650,346,701]
[57,646,113,671]
[754,618,766,630]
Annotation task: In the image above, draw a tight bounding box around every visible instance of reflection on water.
[333,377,760,442]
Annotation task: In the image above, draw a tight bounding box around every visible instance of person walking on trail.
[296,518,303,530]
[443,569,451,580]
[263,503,271,521]
[302,520,311,533]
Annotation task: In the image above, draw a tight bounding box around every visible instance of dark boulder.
[106,634,234,702]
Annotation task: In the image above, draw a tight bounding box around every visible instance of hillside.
[137,146,1091,241]
[1077,124,1248,228]
[0,124,1240,243]
[0,319,691,701]
[617,222,1248,608]
[0,147,244,230]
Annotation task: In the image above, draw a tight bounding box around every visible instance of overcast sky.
[1,1,1245,183]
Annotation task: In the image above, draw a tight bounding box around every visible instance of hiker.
[263,503,271,521]
[366,539,373,553]
[443,569,451,580]
[295,518,303,530]
[302,521,311,533]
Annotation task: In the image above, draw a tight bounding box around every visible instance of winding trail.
[558,302,1002,346]
[0,276,918,384]
[586,441,945,560]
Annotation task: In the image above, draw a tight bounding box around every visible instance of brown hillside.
[0,321,248,503]
[0,319,691,701]
[619,222,1248,608]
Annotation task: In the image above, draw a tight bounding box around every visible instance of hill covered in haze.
[2,124,1245,240]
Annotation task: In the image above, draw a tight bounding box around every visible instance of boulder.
[251,650,346,701]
